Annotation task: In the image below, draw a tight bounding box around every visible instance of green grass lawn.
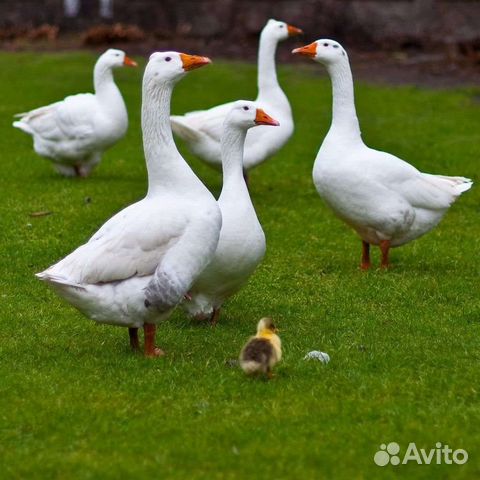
[0,51,479,479]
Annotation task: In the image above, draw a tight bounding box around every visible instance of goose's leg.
[361,241,371,270]
[128,327,140,352]
[143,323,165,357]
[379,240,391,269]
[75,164,93,178]
[73,165,86,177]
[53,163,77,177]
[210,307,221,326]
[80,152,101,177]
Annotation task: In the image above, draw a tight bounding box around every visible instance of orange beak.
[292,42,317,58]
[287,24,303,37]
[123,56,138,67]
[180,53,212,71]
[255,109,280,127]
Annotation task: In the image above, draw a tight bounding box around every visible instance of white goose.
[36,52,222,356]
[293,40,472,268]
[183,101,279,324]
[13,49,137,177]
[170,19,302,180]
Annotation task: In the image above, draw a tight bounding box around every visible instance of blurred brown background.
[1,0,479,86]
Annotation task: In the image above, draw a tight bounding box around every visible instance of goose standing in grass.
[36,52,222,357]
[170,19,302,182]
[183,101,279,324]
[293,40,472,268]
[13,49,137,177]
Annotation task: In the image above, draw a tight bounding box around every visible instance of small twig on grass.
[29,211,52,217]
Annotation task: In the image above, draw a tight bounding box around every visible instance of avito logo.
[374,442,468,466]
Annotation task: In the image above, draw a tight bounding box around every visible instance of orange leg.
[210,307,221,326]
[143,323,165,357]
[361,241,371,270]
[73,164,89,178]
[129,327,140,352]
[379,240,391,269]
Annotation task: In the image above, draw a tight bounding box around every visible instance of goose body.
[14,49,137,177]
[183,102,279,322]
[293,40,472,268]
[170,19,302,176]
[37,52,222,355]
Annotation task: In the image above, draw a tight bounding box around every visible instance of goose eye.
[243,106,249,111]
[333,45,339,49]
[165,57,171,62]
[323,43,329,47]
[279,25,284,28]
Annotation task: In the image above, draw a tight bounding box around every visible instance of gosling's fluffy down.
[239,318,282,377]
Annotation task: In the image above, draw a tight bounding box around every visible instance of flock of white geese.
[14,19,472,356]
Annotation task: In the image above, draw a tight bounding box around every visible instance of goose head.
[263,18,303,41]
[256,317,279,335]
[226,101,280,130]
[292,39,348,66]
[144,51,211,85]
[99,48,138,69]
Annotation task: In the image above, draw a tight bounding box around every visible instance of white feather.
[13,49,131,176]
[183,101,267,320]
[170,19,296,172]
[37,52,222,328]
[308,39,472,248]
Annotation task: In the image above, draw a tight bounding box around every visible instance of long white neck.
[93,61,123,107]
[142,76,202,196]
[326,58,361,138]
[219,124,249,201]
[257,31,281,94]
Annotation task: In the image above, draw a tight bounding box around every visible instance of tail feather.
[440,176,473,195]
[452,178,473,194]
[13,120,33,135]
[240,359,266,375]
[36,271,85,290]
[425,174,473,197]
[170,116,203,144]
